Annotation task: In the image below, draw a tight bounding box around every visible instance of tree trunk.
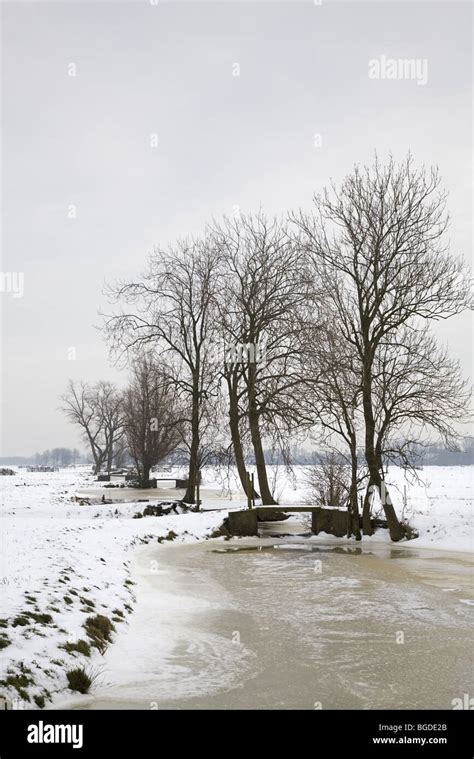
[228,378,260,499]
[362,480,374,536]
[93,450,105,475]
[348,445,361,540]
[246,361,275,505]
[373,442,403,539]
[367,465,404,541]
[107,440,114,474]
[183,382,200,503]
[363,361,405,542]
[87,433,101,475]
[248,408,275,505]
[378,475,404,538]
[141,464,151,489]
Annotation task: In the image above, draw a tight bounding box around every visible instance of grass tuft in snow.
[83,615,115,654]
[12,616,29,627]
[79,597,95,609]
[0,635,11,649]
[27,612,53,624]
[0,671,35,701]
[157,530,178,543]
[12,611,54,628]
[66,668,92,694]
[62,640,91,657]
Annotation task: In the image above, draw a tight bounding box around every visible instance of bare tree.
[223,361,256,498]
[358,325,472,530]
[103,237,221,503]
[302,315,364,538]
[305,451,352,510]
[95,381,126,473]
[61,380,123,474]
[208,306,260,499]
[294,154,471,540]
[211,212,312,505]
[123,357,182,488]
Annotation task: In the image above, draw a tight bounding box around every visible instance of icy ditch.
[57,538,474,710]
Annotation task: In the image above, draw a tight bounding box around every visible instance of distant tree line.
[415,438,474,467]
[2,439,472,469]
[0,448,85,468]
[33,448,83,468]
[257,439,474,467]
[61,155,472,541]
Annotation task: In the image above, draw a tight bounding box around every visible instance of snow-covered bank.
[383,466,473,553]
[0,464,472,708]
[0,468,226,709]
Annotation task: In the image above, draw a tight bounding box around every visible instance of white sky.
[0,0,472,455]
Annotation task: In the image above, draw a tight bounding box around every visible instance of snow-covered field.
[0,464,472,708]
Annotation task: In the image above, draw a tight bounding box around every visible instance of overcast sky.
[0,0,472,456]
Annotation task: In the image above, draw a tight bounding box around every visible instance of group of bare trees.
[122,357,183,487]
[294,155,471,540]
[61,380,126,475]
[102,241,221,500]
[64,155,471,541]
[61,361,184,486]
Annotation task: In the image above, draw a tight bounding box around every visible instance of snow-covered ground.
[369,465,473,554]
[0,464,472,708]
[0,467,226,710]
